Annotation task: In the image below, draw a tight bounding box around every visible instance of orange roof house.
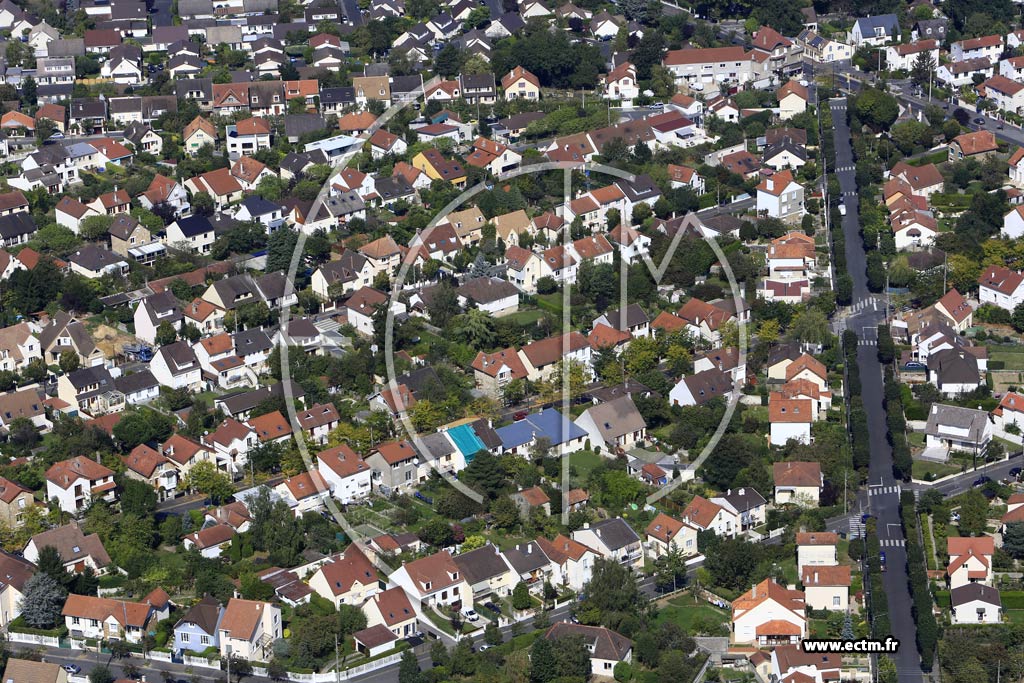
[947,537,994,588]
[731,579,806,645]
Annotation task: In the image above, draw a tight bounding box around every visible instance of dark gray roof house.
[452,544,513,587]
[284,114,329,143]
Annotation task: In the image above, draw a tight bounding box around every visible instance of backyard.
[654,592,730,636]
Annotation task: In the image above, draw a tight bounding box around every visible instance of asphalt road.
[339,0,364,27]
[830,97,924,683]
[149,0,173,28]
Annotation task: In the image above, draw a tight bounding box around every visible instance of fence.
[8,632,60,647]
[183,654,222,670]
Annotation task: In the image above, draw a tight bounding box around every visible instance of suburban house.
[573,518,644,572]
[363,587,419,638]
[645,512,698,558]
[24,524,111,573]
[173,596,224,654]
[773,461,823,507]
[800,565,850,611]
[316,444,372,504]
[62,593,165,643]
[217,598,282,661]
[924,404,992,457]
[731,579,807,646]
[308,545,380,608]
[950,584,1002,624]
[574,396,647,454]
[45,456,116,514]
[535,534,597,590]
[452,544,517,600]
[979,265,1024,311]
[796,532,838,571]
[388,550,473,610]
[947,536,994,589]
[543,623,633,677]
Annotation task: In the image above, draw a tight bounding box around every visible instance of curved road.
[829,98,924,683]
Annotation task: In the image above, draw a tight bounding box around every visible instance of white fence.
[250,653,403,682]
[183,654,222,670]
[8,632,60,647]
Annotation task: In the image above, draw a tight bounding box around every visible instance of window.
[201,635,211,645]
[832,596,841,607]
[180,632,190,643]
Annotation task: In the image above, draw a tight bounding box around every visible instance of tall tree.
[19,572,67,628]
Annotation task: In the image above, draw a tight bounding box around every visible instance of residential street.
[829,98,924,683]
[34,576,678,683]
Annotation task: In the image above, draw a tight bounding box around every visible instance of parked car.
[483,601,501,615]
[462,608,480,622]
[1010,467,1022,479]
[879,551,887,572]
[972,476,991,488]
[63,665,81,675]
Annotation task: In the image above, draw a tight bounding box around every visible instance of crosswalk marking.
[859,339,876,346]
[849,298,881,314]
[880,539,905,548]
[869,485,901,496]
[835,165,856,172]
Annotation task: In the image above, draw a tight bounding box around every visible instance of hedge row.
[900,491,940,671]
[823,118,852,306]
[883,367,913,480]
[865,519,891,637]
[844,330,870,471]
[877,323,895,366]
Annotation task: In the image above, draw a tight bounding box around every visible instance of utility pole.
[335,634,341,683]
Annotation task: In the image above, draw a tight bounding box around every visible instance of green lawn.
[1005,610,1024,624]
[912,460,960,481]
[654,593,729,634]
[989,346,1024,370]
[505,309,546,327]
[569,450,603,484]
[908,431,924,447]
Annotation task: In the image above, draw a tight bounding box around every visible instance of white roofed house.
[979,75,1024,115]
[951,34,1003,64]
[947,537,995,589]
[795,531,838,571]
[712,487,767,533]
[769,395,813,446]
[456,277,520,317]
[201,418,257,477]
[504,246,543,294]
[608,223,651,265]
[543,622,633,678]
[363,587,419,639]
[994,392,1024,431]
[756,170,804,221]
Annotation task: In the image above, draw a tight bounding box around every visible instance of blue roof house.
[850,15,899,47]
[495,408,588,456]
